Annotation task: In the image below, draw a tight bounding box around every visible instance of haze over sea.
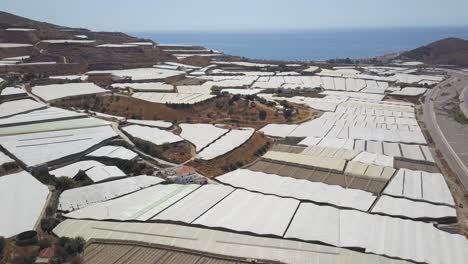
[133,27,468,61]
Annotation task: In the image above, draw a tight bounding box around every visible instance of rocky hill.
[399,38,468,66]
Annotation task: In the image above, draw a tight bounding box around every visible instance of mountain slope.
[400,38,468,66]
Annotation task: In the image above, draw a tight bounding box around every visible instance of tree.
[54,177,77,191]
[259,110,267,121]
[283,108,293,119]
[57,237,85,257]
[41,218,61,233]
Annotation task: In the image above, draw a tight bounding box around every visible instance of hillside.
[0,11,173,71]
[400,38,468,66]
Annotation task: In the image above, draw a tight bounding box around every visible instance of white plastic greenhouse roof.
[111,82,174,92]
[65,184,200,221]
[0,99,46,118]
[31,82,108,101]
[0,117,110,136]
[85,165,126,183]
[383,169,455,206]
[0,43,32,48]
[284,203,468,264]
[49,75,87,81]
[0,151,14,166]
[1,87,26,96]
[352,152,394,167]
[291,120,335,139]
[41,39,95,44]
[49,160,104,178]
[132,92,215,104]
[217,169,376,211]
[299,137,355,150]
[260,124,298,138]
[97,44,138,48]
[350,140,435,163]
[345,161,396,180]
[371,195,456,220]
[179,123,229,152]
[153,184,235,223]
[87,68,185,81]
[391,87,428,96]
[347,126,427,144]
[0,171,49,238]
[58,175,164,212]
[263,151,347,172]
[126,119,172,129]
[86,146,138,160]
[122,125,184,145]
[0,126,117,167]
[0,107,86,127]
[197,128,254,160]
[301,145,361,160]
[321,91,385,101]
[221,88,265,95]
[194,189,299,237]
[53,219,412,264]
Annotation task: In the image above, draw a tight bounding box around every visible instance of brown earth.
[400,38,468,66]
[33,44,171,71]
[53,94,314,129]
[188,133,273,177]
[179,56,212,67]
[132,138,192,164]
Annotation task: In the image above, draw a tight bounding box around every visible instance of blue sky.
[2,0,468,32]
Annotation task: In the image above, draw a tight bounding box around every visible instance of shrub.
[48,256,63,264]
[228,94,240,105]
[57,237,85,257]
[0,236,5,255]
[229,164,237,171]
[41,218,61,233]
[34,173,55,185]
[259,110,267,120]
[12,256,36,264]
[283,108,293,119]
[54,177,77,191]
[38,239,52,250]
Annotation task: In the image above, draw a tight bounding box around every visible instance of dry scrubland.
[54,94,314,129]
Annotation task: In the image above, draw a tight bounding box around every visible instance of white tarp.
[58,175,164,212]
[0,171,49,238]
[217,169,376,211]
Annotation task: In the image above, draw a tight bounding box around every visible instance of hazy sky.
[3,0,468,32]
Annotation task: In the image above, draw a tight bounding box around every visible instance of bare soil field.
[188,133,273,177]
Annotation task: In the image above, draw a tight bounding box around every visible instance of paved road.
[423,70,468,192]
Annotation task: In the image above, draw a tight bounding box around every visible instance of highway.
[423,70,468,192]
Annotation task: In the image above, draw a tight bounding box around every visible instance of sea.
[132,27,468,62]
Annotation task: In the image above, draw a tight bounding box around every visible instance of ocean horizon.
[132,27,468,61]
